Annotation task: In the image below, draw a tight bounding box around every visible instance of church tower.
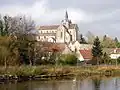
[65,11,69,21]
[61,11,71,28]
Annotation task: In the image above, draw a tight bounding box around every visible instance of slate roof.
[39,33,56,36]
[38,24,76,30]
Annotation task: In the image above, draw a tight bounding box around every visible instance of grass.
[0,65,120,80]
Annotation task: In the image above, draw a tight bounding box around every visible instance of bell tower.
[61,11,72,28]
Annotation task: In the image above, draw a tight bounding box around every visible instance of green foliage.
[0,16,9,36]
[58,54,77,65]
[92,36,103,57]
[116,42,120,48]
[0,36,19,66]
[102,35,116,48]
[92,36,103,65]
[102,52,111,65]
[117,57,120,64]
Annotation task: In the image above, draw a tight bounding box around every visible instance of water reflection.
[1,77,120,90]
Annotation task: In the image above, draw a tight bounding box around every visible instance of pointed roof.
[65,10,68,20]
[80,49,92,60]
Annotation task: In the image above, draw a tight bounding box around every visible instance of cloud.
[0,0,92,25]
[0,0,120,38]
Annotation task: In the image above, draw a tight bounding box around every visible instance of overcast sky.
[0,0,120,38]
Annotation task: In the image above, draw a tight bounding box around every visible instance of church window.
[61,32,63,38]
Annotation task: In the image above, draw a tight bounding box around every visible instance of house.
[103,48,120,59]
[36,42,72,54]
[69,40,93,52]
[77,49,92,62]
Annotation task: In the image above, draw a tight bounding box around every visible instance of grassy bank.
[0,65,120,81]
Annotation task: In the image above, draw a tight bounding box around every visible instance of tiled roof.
[38,24,76,30]
[39,42,66,52]
[80,49,92,60]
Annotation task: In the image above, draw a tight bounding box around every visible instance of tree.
[59,54,77,65]
[0,36,19,67]
[114,37,120,48]
[102,52,111,65]
[103,35,107,41]
[0,14,36,66]
[0,15,9,36]
[114,37,119,43]
[92,36,103,65]
[102,35,116,48]
[8,15,35,36]
[79,34,87,44]
[86,31,95,44]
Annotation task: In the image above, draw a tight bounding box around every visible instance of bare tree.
[8,15,35,36]
[86,31,95,44]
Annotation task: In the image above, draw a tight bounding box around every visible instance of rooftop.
[38,24,76,30]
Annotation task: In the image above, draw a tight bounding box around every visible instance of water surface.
[0,77,120,90]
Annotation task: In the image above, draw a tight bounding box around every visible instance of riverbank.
[0,65,120,82]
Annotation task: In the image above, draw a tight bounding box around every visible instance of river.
[0,77,120,90]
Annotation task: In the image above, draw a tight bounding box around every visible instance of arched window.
[61,32,63,38]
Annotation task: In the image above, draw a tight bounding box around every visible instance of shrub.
[58,54,77,65]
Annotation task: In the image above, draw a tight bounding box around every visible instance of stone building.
[36,11,79,43]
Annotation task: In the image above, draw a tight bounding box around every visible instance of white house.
[68,41,93,52]
[103,48,120,59]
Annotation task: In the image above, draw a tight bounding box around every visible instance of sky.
[0,0,120,39]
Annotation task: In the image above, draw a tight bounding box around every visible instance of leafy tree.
[0,16,9,36]
[0,36,19,67]
[102,35,116,48]
[117,57,120,64]
[114,37,120,48]
[102,52,111,65]
[116,42,120,48]
[59,54,77,65]
[92,36,103,65]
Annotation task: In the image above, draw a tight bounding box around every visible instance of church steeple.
[61,10,72,28]
[65,10,68,20]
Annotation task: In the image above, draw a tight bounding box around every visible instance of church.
[36,11,80,43]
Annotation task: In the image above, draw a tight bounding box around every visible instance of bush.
[58,54,77,65]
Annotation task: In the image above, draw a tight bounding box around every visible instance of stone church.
[36,11,79,43]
